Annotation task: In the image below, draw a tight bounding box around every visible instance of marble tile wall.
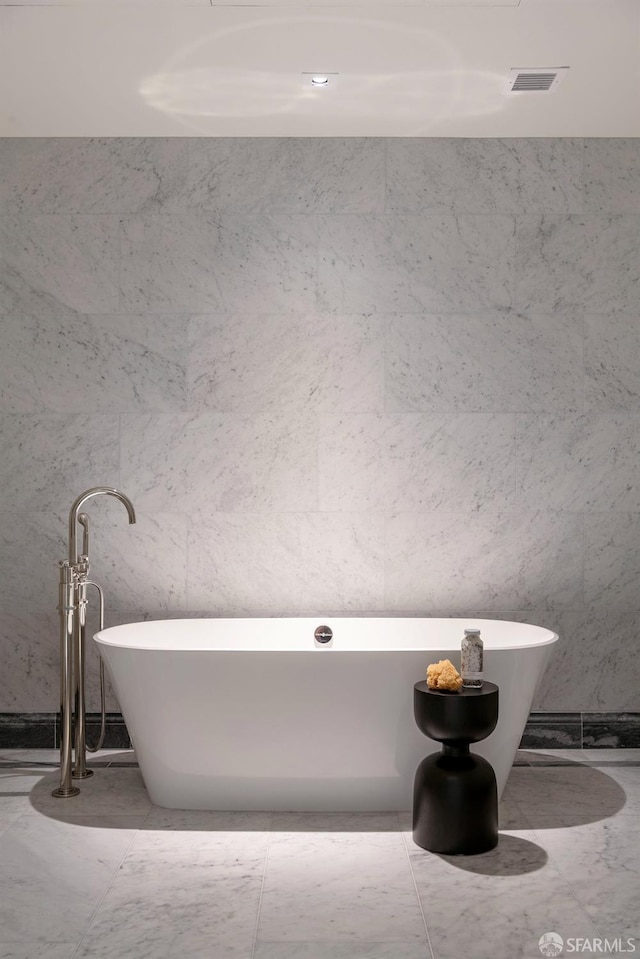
[0,137,639,714]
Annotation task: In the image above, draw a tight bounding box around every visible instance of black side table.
[412,680,499,855]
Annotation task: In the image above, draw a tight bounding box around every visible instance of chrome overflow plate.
[314,625,333,645]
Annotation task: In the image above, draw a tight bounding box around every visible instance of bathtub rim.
[94,616,559,653]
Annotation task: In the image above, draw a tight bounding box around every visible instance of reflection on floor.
[0,749,638,959]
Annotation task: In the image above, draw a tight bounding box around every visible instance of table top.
[414,680,498,697]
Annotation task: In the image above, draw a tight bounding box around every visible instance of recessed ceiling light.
[302,73,339,91]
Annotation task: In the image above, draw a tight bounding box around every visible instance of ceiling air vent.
[506,67,569,94]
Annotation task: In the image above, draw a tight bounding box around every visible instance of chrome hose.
[85,580,106,753]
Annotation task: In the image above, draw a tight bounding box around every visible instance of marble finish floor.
[0,750,638,959]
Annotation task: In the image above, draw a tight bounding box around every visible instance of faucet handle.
[78,512,90,560]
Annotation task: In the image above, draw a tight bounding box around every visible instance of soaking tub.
[94,618,557,811]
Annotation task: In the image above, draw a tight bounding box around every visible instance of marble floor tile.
[75,847,265,959]
[537,816,640,941]
[409,832,601,959]
[258,830,426,942]
[255,944,432,959]
[503,766,635,824]
[0,814,142,942]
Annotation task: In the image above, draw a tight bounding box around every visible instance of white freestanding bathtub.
[94,618,557,811]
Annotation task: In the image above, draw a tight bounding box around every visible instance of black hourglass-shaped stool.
[413,680,499,855]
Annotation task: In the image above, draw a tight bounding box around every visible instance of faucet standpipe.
[52,487,136,799]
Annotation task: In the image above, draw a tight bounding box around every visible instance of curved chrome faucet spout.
[54,486,137,799]
[68,486,136,564]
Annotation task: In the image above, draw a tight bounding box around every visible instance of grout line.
[117,214,123,314]
[249,814,274,959]
[71,805,147,956]
[399,811,436,959]
[383,137,388,215]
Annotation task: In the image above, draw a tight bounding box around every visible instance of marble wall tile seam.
[116,212,123,315]
[514,212,640,223]
[1,305,631,318]
[382,135,389,217]
[516,410,640,421]
[378,590,587,616]
[319,211,517,218]
[580,311,587,415]
[0,212,126,219]
[116,412,125,497]
[579,509,586,612]
[379,507,585,516]
[10,209,625,223]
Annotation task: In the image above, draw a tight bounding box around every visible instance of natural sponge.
[426,659,463,692]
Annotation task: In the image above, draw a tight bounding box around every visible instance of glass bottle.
[461,628,483,688]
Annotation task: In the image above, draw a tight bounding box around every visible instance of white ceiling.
[0,0,638,137]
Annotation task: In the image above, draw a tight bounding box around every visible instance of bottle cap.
[464,628,481,635]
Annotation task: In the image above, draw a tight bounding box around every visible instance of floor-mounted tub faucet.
[53,487,136,799]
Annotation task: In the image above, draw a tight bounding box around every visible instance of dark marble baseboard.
[519,712,583,749]
[0,713,56,748]
[521,712,640,749]
[0,713,132,750]
[582,713,640,748]
[2,711,640,751]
